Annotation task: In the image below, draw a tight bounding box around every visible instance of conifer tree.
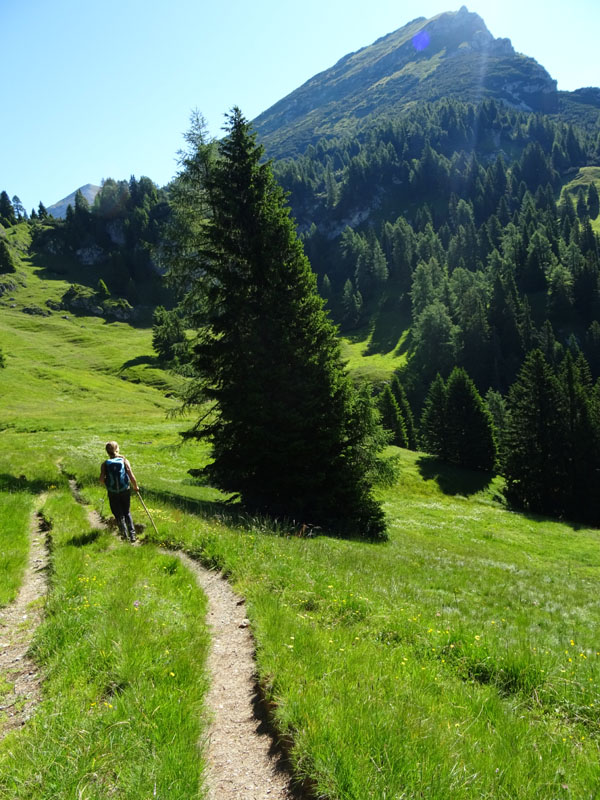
[378,385,407,447]
[151,305,188,364]
[165,109,387,538]
[390,376,417,450]
[588,182,600,220]
[503,349,569,516]
[420,373,448,458]
[0,191,15,226]
[444,367,497,471]
[0,238,16,274]
[558,352,600,523]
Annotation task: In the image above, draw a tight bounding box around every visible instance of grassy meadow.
[1,224,599,798]
[560,166,600,234]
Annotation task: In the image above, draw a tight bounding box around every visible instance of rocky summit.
[254,6,558,159]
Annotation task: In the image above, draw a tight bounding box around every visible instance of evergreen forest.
[4,98,600,527]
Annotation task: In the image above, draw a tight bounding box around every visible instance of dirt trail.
[70,481,298,798]
[174,552,297,800]
[0,496,49,738]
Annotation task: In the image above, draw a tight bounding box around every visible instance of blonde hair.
[105,441,120,457]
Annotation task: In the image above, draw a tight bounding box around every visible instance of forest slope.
[1,229,599,798]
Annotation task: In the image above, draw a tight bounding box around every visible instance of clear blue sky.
[1,0,598,212]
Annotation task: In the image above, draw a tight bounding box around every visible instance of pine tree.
[151,306,188,363]
[165,109,387,538]
[504,350,569,516]
[0,238,16,274]
[420,373,448,458]
[390,376,417,450]
[588,182,600,220]
[444,367,497,471]
[0,191,15,226]
[558,352,600,523]
[11,196,25,220]
[378,385,407,447]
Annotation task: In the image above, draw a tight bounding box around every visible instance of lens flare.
[412,31,430,52]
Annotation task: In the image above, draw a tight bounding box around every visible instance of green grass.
[560,166,600,234]
[126,450,600,799]
[2,235,600,798]
[340,299,410,385]
[0,492,35,608]
[0,488,210,799]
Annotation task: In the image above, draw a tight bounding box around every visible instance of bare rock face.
[75,245,106,266]
[107,220,126,246]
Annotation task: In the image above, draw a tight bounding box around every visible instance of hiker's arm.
[124,459,139,492]
[99,462,106,486]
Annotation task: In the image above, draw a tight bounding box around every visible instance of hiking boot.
[129,530,137,543]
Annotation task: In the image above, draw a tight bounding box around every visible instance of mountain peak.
[47,184,101,219]
[254,7,557,159]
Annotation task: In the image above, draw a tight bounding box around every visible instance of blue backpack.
[105,457,130,493]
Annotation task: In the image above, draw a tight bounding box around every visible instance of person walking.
[100,440,139,542]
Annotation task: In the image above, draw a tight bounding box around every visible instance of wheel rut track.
[69,480,304,799]
[0,495,50,739]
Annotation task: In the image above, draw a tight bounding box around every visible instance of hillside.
[254,6,558,159]
[1,227,600,798]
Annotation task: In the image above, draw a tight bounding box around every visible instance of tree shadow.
[364,301,411,356]
[416,455,494,497]
[119,354,160,371]
[139,486,279,532]
[0,473,54,494]
[139,485,385,542]
[67,530,101,547]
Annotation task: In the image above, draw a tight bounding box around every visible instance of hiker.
[100,440,139,542]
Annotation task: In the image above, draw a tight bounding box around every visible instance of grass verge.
[113,448,600,800]
[0,488,210,799]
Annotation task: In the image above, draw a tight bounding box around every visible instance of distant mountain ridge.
[254,6,561,159]
[47,184,101,219]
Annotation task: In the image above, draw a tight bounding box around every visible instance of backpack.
[104,457,130,493]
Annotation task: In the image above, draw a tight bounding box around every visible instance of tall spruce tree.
[378,385,407,447]
[390,376,417,450]
[166,109,387,538]
[558,352,600,523]
[420,373,448,458]
[444,367,497,471]
[504,349,570,516]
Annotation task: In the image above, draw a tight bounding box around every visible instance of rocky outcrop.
[60,284,136,321]
[21,305,51,317]
[75,245,106,266]
[0,278,18,297]
[107,220,126,246]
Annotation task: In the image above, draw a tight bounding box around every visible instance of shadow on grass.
[0,473,56,495]
[120,354,160,371]
[67,529,101,547]
[416,455,494,497]
[364,301,411,356]
[138,485,387,543]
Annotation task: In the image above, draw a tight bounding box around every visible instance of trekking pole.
[136,490,159,536]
